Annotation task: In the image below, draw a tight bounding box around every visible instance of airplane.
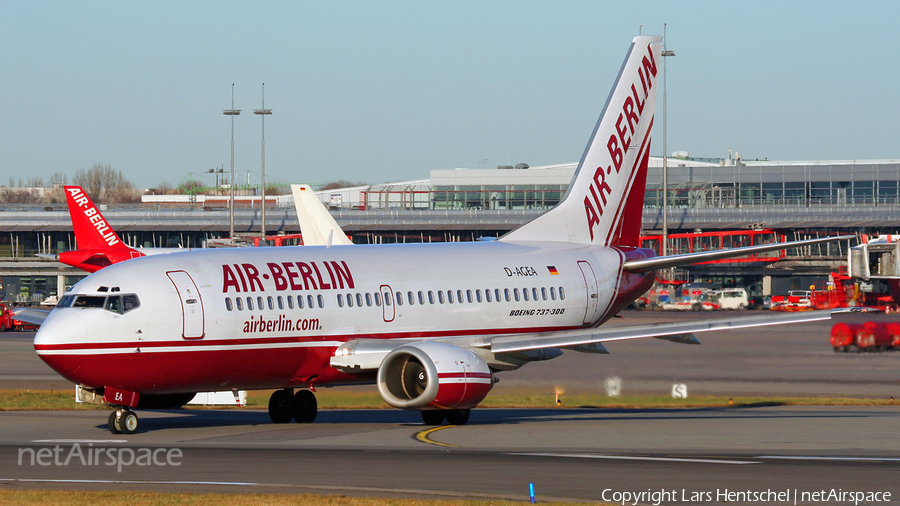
[41,186,202,273]
[25,35,853,434]
[291,184,354,246]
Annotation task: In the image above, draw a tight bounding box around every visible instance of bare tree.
[0,188,42,204]
[319,180,363,191]
[72,163,139,203]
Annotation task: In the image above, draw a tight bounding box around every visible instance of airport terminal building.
[1,155,898,302]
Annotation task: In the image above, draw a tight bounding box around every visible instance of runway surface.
[2,310,900,501]
[1,406,899,501]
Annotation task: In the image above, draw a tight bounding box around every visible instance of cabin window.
[505,289,511,302]
[337,294,344,307]
[513,288,520,302]
[550,287,557,300]
[457,290,463,303]
[257,296,264,311]
[287,296,294,309]
[539,288,546,300]
[428,291,435,304]
[447,290,454,303]
[317,295,324,308]
[523,288,530,301]
[438,291,445,304]
[277,296,284,310]
[375,293,382,306]
[417,291,425,305]
[246,297,254,310]
[494,289,501,302]
[225,298,233,311]
[307,295,315,308]
[356,293,363,307]
[466,290,473,303]
[236,297,243,311]
[347,293,354,307]
[268,296,275,310]
[396,292,403,306]
[297,295,304,309]
[365,293,372,307]
[484,289,492,303]
[476,290,483,303]
[559,287,566,300]
[408,291,414,305]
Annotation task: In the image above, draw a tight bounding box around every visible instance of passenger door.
[578,261,600,324]
[166,270,205,339]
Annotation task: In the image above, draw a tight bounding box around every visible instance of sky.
[2,1,898,190]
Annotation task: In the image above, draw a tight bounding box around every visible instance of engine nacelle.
[376,342,493,410]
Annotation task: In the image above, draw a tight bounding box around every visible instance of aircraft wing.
[624,235,856,272]
[291,184,353,246]
[331,311,831,372]
[11,307,51,326]
[482,310,831,353]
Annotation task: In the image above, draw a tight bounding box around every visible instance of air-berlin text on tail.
[222,260,354,293]
[65,187,120,247]
[584,42,657,241]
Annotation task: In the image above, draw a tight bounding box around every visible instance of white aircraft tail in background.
[291,184,353,246]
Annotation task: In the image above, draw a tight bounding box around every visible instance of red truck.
[0,303,37,332]
[831,321,900,352]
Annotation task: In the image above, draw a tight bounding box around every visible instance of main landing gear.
[108,409,139,434]
[268,388,317,424]
[421,408,471,426]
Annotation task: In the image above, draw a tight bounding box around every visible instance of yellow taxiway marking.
[414,425,459,447]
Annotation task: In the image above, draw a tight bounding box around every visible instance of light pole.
[661,25,675,258]
[254,83,272,241]
[223,84,241,240]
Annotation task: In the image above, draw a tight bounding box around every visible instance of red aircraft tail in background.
[55,186,144,272]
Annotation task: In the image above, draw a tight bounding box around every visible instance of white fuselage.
[34,241,650,394]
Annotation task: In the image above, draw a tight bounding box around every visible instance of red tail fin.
[64,186,128,251]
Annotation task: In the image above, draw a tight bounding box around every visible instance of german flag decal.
[547,266,559,275]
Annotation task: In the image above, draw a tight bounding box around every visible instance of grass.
[0,388,895,411]
[0,490,580,506]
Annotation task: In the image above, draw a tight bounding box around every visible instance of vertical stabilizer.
[64,186,129,251]
[501,36,661,246]
[291,184,354,246]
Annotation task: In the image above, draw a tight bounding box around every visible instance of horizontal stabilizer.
[623,235,856,272]
[487,310,831,353]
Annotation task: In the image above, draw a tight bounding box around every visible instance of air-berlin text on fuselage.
[66,187,121,247]
[583,42,658,241]
[222,260,354,293]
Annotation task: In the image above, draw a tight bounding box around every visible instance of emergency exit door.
[167,270,205,339]
[578,261,600,324]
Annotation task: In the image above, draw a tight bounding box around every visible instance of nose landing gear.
[268,388,318,424]
[108,409,139,434]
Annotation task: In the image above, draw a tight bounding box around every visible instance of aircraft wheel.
[445,408,470,425]
[292,389,317,423]
[421,410,445,425]
[121,410,139,434]
[108,411,122,435]
[268,389,293,423]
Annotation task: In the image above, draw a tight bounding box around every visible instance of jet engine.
[376,342,493,410]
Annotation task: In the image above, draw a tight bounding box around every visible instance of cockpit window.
[67,294,141,314]
[73,296,106,308]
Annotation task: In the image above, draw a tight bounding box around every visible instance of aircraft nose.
[33,310,90,384]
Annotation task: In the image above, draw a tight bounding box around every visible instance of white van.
[711,288,749,310]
